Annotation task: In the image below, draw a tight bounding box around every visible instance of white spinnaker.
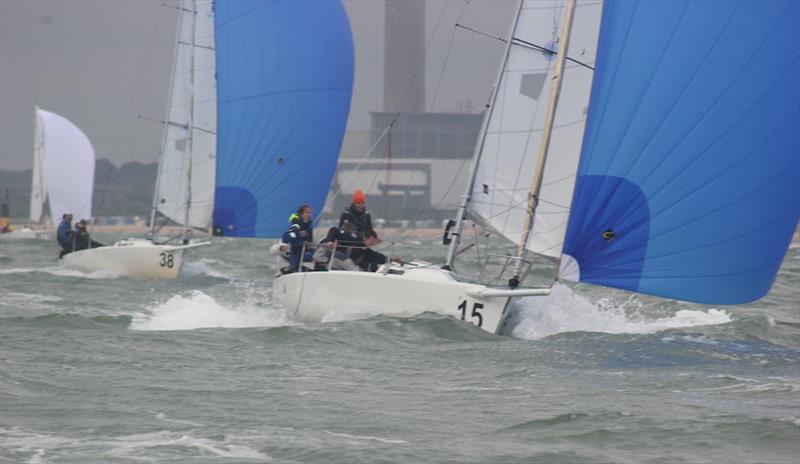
[154,0,216,229]
[38,109,95,223]
[30,107,47,223]
[469,0,601,258]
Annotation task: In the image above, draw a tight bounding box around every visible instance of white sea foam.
[0,427,271,462]
[130,290,292,331]
[0,266,119,279]
[107,431,271,460]
[510,283,732,340]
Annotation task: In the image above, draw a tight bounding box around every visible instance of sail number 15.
[457,300,483,327]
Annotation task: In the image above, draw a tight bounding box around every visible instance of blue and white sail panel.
[155,0,217,230]
[470,0,601,258]
[561,0,800,304]
[213,0,354,237]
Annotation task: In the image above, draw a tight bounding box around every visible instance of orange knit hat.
[352,190,366,204]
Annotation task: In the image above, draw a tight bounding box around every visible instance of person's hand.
[279,244,289,253]
[323,242,334,249]
[365,236,382,247]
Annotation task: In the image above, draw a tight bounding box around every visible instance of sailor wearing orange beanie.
[338,189,386,272]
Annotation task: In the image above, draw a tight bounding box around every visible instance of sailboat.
[0,107,88,242]
[61,0,355,277]
[22,107,95,234]
[274,0,799,334]
[59,0,217,278]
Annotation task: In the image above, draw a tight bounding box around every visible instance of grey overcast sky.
[0,0,515,171]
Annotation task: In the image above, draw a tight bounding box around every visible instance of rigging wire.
[396,0,468,232]
[93,4,162,234]
[332,0,461,241]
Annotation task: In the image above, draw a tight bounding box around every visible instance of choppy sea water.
[1,233,798,463]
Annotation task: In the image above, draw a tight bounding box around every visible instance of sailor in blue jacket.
[281,204,314,273]
[56,212,74,257]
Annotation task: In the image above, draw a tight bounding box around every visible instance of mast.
[510,0,577,287]
[149,1,186,238]
[444,0,524,270]
[30,106,46,224]
[181,0,197,239]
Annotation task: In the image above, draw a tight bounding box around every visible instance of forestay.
[212,0,354,238]
[154,0,217,231]
[36,109,95,224]
[469,0,602,258]
[561,0,800,304]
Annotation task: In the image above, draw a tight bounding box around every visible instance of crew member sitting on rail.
[281,204,315,273]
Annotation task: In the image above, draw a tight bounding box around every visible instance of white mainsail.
[36,109,95,223]
[30,107,47,223]
[153,0,216,230]
[469,0,601,259]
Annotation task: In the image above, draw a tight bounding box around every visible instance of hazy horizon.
[0,0,515,171]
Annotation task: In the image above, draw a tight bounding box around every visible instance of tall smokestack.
[384,0,425,113]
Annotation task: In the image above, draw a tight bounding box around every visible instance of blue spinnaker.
[563,0,800,303]
[213,0,354,237]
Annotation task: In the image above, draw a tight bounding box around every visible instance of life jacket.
[281,214,313,255]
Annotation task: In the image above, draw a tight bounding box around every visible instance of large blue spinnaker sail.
[213,0,354,237]
[562,0,800,303]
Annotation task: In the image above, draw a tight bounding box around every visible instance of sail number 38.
[159,252,175,268]
[457,300,483,327]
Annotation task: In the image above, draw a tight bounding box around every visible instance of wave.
[130,290,292,331]
[700,374,800,393]
[0,266,120,279]
[0,426,270,462]
[323,430,405,444]
[2,292,63,303]
[493,412,630,433]
[179,258,230,279]
[509,283,732,340]
[0,292,64,313]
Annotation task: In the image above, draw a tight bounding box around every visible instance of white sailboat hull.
[273,262,519,334]
[61,238,209,278]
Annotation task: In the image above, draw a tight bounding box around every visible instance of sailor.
[338,190,386,272]
[313,224,360,271]
[56,213,75,258]
[73,219,104,250]
[281,204,315,273]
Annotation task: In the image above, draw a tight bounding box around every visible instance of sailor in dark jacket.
[73,219,104,250]
[281,204,315,273]
[56,213,74,258]
[338,190,386,272]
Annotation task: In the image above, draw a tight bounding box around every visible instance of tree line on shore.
[0,159,157,219]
